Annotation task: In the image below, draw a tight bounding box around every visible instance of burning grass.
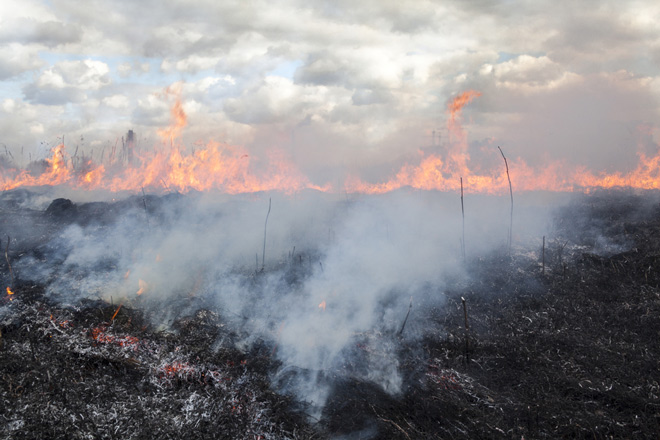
[0,287,317,439]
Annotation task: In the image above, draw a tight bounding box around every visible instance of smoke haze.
[10,187,568,413]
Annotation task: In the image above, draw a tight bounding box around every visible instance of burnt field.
[1,189,659,439]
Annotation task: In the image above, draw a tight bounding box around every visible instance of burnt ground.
[1,189,660,439]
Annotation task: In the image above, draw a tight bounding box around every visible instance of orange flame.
[157,84,187,143]
[136,279,148,296]
[346,91,660,194]
[2,87,660,195]
[318,300,326,311]
[6,286,14,300]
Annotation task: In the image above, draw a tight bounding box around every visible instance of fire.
[318,300,326,311]
[0,85,328,194]
[2,85,660,196]
[6,286,14,300]
[346,91,660,194]
[136,279,148,296]
[90,325,139,349]
[157,83,187,144]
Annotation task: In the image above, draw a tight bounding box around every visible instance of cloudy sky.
[1,0,659,184]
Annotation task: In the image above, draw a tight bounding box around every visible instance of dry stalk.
[462,296,470,363]
[261,197,272,272]
[5,235,14,287]
[370,404,411,440]
[498,146,513,253]
[460,177,466,262]
[141,187,150,226]
[111,303,123,322]
[542,235,546,275]
[398,296,413,336]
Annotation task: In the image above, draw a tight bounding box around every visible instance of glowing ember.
[90,325,140,350]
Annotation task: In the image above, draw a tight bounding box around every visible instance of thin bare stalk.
[141,187,150,228]
[261,197,272,271]
[398,296,413,336]
[5,235,14,287]
[462,296,470,362]
[542,236,546,275]
[460,177,466,262]
[498,146,513,253]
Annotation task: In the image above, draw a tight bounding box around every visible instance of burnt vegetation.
[1,189,660,439]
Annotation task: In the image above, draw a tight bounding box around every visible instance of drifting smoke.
[12,186,564,415]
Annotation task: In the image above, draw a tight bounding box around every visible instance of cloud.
[224,76,311,125]
[0,18,82,47]
[0,43,44,80]
[23,59,111,105]
[102,94,130,109]
[0,0,657,183]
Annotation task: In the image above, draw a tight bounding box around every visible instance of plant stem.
[498,146,513,253]
[262,197,271,271]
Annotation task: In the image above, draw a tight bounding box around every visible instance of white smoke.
[15,188,562,414]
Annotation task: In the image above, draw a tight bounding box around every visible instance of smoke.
[14,187,563,415]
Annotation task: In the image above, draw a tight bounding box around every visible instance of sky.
[1,0,659,186]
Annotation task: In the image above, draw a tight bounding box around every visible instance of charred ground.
[1,189,660,439]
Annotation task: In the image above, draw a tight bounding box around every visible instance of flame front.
[6,286,14,301]
[346,91,660,194]
[0,93,328,194]
[2,87,660,195]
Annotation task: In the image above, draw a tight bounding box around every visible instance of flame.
[0,84,329,194]
[2,86,660,195]
[6,286,14,300]
[346,91,660,194]
[136,279,148,296]
[111,303,122,321]
[157,83,187,144]
[318,300,326,311]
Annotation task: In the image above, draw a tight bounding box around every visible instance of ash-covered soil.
[1,189,660,439]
